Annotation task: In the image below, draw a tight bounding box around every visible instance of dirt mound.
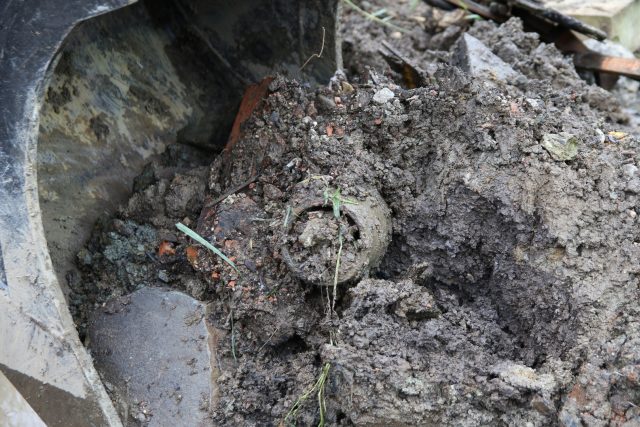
[72,9,640,427]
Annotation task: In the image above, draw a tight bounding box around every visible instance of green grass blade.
[176,222,239,272]
[332,189,341,219]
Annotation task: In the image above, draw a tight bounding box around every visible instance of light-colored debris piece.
[451,33,519,82]
[543,0,640,51]
[373,87,395,104]
[542,132,579,161]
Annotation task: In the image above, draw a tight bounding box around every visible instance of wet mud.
[71,3,640,426]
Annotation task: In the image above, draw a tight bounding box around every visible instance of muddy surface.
[71,3,640,426]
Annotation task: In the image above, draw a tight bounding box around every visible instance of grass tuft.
[323,188,358,219]
[284,363,331,427]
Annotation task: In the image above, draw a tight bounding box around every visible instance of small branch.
[230,308,238,363]
[208,175,258,208]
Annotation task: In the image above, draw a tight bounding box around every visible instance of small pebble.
[373,87,395,104]
[622,164,638,178]
[158,270,170,283]
[626,178,640,194]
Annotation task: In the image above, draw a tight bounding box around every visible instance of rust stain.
[223,76,274,161]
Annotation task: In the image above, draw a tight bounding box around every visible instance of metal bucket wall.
[0,0,339,424]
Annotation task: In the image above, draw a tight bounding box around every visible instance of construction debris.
[541,132,579,160]
[424,0,640,86]
[451,33,519,81]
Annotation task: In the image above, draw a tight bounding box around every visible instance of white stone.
[373,87,395,104]
[622,163,638,178]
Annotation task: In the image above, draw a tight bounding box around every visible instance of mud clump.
[71,11,640,427]
[285,208,357,285]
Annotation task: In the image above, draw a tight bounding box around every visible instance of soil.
[285,207,359,285]
[71,2,640,426]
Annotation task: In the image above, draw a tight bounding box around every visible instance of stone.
[373,88,395,104]
[622,164,638,178]
[88,287,217,427]
[542,133,579,161]
[451,33,519,82]
[491,362,557,393]
[626,178,640,193]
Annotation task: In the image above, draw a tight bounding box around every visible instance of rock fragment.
[451,33,519,82]
[372,87,395,104]
[491,362,557,394]
[541,132,579,161]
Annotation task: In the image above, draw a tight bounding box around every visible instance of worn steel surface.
[88,287,217,426]
[0,0,133,424]
[0,371,46,427]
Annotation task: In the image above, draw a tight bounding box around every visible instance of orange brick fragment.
[158,241,176,256]
[326,124,334,136]
[186,246,199,266]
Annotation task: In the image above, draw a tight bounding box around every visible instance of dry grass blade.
[341,0,409,33]
[284,362,331,427]
[300,27,326,71]
[332,233,343,313]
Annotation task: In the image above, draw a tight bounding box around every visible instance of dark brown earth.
[71,2,640,426]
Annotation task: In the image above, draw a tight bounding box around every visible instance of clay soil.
[71,1,640,426]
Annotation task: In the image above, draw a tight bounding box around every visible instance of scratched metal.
[0,244,6,291]
[0,1,133,425]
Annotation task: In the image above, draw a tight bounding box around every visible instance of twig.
[300,27,326,71]
[176,222,239,272]
[512,0,606,40]
[257,326,280,353]
[380,40,409,63]
[208,175,258,208]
